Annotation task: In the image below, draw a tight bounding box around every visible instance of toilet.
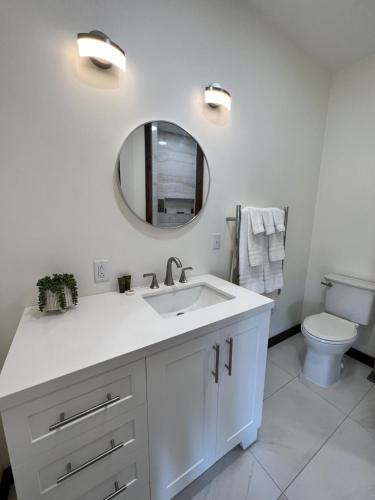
[302,272,375,387]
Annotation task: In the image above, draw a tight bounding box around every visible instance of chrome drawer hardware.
[49,393,120,431]
[56,439,124,483]
[225,337,233,376]
[103,481,128,500]
[212,344,220,384]
[321,281,333,288]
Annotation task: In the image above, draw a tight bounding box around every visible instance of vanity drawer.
[3,359,146,466]
[77,461,149,500]
[12,404,149,500]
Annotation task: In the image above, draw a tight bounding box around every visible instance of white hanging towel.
[245,208,265,267]
[272,207,285,232]
[268,208,286,262]
[239,208,265,293]
[239,206,286,294]
[269,232,285,262]
[264,258,284,293]
[261,207,286,293]
[249,207,264,235]
[261,208,275,235]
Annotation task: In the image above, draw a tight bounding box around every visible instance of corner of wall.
[301,71,334,320]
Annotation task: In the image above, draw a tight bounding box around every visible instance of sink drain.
[177,312,185,316]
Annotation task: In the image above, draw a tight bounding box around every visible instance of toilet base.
[303,349,344,387]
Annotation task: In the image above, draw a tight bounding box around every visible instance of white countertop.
[0,274,273,410]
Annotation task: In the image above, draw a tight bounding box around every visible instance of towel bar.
[226,204,289,294]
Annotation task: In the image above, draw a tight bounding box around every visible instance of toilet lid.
[303,313,357,342]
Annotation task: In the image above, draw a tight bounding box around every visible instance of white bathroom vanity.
[0,275,273,500]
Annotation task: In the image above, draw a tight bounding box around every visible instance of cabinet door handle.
[57,439,123,483]
[225,337,233,376]
[212,344,220,384]
[103,481,128,500]
[49,393,120,431]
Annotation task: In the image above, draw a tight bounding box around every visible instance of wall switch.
[94,260,109,283]
[212,233,221,250]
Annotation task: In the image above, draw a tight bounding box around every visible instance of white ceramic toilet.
[302,272,375,387]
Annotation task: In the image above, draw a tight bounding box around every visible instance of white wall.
[0,0,330,469]
[303,53,375,357]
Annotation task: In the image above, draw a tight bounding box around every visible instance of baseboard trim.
[0,466,13,499]
[346,348,375,369]
[268,324,301,348]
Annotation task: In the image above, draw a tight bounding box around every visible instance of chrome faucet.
[164,257,182,286]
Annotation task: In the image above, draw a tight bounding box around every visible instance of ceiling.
[249,0,375,70]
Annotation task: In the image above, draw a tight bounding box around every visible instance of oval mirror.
[117,121,210,228]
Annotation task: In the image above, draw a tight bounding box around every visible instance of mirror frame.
[115,120,211,229]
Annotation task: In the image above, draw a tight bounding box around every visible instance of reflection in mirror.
[117,121,210,228]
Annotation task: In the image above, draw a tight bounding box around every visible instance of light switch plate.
[212,233,221,250]
[94,260,109,282]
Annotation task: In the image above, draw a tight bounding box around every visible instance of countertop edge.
[0,303,273,411]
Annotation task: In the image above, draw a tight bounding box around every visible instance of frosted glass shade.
[204,84,231,110]
[77,31,126,72]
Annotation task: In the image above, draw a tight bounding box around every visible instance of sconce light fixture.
[204,83,231,110]
[77,30,126,71]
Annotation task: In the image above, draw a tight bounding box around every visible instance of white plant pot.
[45,286,74,312]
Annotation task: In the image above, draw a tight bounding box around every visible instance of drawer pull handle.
[225,337,233,376]
[212,344,220,384]
[103,481,128,500]
[56,439,123,483]
[49,393,120,431]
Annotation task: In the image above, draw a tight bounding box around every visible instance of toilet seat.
[302,312,357,343]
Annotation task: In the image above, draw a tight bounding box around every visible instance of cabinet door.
[147,332,219,500]
[216,312,270,459]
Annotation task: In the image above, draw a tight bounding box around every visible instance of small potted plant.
[37,274,78,312]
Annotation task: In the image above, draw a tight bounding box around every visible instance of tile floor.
[175,333,375,500]
[8,334,375,500]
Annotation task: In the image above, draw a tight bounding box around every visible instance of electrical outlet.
[212,233,221,250]
[94,260,109,283]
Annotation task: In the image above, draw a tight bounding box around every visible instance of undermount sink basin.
[142,283,234,318]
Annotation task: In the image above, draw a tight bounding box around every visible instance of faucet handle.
[179,267,193,284]
[143,273,159,289]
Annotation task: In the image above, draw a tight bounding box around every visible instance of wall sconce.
[204,83,231,110]
[77,30,126,72]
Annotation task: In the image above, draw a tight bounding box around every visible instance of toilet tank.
[324,273,375,325]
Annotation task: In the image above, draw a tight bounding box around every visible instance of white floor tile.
[174,446,281,500]
[350,385,375,435]
[299,356,374,414]
[268,335,306,377]
[251,378,344,491]
[264,358,294,399]
[285,418,375,500]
